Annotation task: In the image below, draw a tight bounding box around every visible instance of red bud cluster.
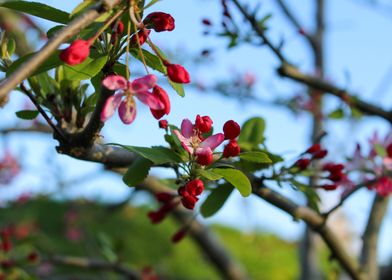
[178,179,205,210]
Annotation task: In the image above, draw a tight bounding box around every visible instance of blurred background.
[1,0,392,279]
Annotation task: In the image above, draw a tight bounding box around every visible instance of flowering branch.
[0,0,122,105]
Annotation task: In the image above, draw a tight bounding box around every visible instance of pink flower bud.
[130,29,151,46]
[295,158,310,170]
[159,120,169,129]
[181,194,199,210]
[150,85,170,119]
[196,151,213,166]
[111,20,124,34]
[171,229,187,243]
[185,179,204,196]
[306,143,321,154]
[223,120,241,139]
[59,39,91,66]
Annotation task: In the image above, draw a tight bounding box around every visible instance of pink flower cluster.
[0,152,20,185]
[174,116,241,166]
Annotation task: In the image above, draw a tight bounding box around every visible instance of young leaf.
[328,108,345,119]
[15,110,39,120]
[0,1,69,24]
[196,169,223,181]
[211,168,252,197]
[374,143,387,158]
[291,180,320,213]
[200,184,234,218]
[238,117,266,146]
[63,56,108,81]
[123,157,153,187]
[129,48,166,73]
[239,151,272,163]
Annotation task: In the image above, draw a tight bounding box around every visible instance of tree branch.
[360,194,389,280]
[0,0,122,105]
[278,64,392,123]
[47,255,141,279]
[252,183,367,280]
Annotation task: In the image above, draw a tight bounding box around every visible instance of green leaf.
[129,48,166,73]
[168,79,185,97]
[0,1,69,24]
[63,56,107,81]
[7,38,15,56]
[211,168,252,197]
[123,157,153,187]
[374,143,387,158]
[7,51,62,77]
[238,117,266,146]
[196,169,223,181]
[15,110,39,120]
[291,180,320,213]
[328,108,345,119]
[200,184,234,218]
[70,0,95,17]
[112,144,183,164]
[239,151,272,163]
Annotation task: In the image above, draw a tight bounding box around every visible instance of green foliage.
[238,117,266,149]
[196,169,223,181]
[239,151,272,163]
[15,110,39,120]
[62,55,108,81]
[328,108,344,119]
[0,199,300,279]
[200,184,234,218]
[0,1,70,24]
[123,157,153,187]
[212,168,252,197]
[113,144,183,164]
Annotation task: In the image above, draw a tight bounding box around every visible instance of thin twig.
[19,83,67,142]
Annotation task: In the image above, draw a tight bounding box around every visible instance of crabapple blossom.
[101,74,166,124]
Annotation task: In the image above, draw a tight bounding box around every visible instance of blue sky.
[1,0,392,263]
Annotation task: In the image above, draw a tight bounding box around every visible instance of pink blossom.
[174,118,224,165]
[0,151,20,185]
[101,75,164,124]
[372,176,392,197]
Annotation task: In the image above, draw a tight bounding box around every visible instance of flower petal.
[135,91,164,110]
[132,74,157,90]
[199,133,225,151]
[118,99,137,124]
[173,130,194,154]
[102,75,128,91]
[100,93,123,122]
[181,118,194,138]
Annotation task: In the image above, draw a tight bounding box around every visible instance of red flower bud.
[223,140,240,158]
[158,119,169,129]
[111,20,124,34]
[195,115,213,133]
[155,192,173,203]
[59,39,91,66]
[196,151,213,166]
[312,149,328,159]
[223,120,241,140]
[130,29,151,46]
[143,12,175,32]
[306,143,321,154]
[150,85,171,119]
[147,210,166,224]
[178,186,186,196]
[165,63,190,84]
[185,179,204,196]
[295,158,310,170]
[181,194,199,210]
[321,184,338,191]
[202,18,212,26]
[171,229,187,243]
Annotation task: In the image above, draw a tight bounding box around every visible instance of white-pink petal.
[173,130,194,154]
[100,93,123,122]
[195,147,213,158]
[181,119,194,139]
[135,91,164,110]
[118,100,137,124]
[199,133,225,151]
[102,75,128,91]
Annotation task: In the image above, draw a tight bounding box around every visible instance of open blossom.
[59,39,91,66]
[101,75,166,124]
[174,118,224,166]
